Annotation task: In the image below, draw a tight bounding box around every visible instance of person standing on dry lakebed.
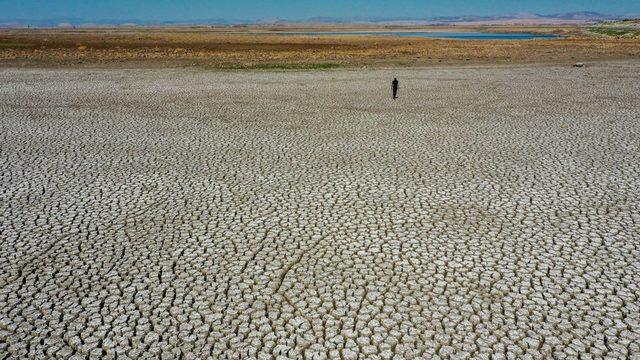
[392,78,399,99]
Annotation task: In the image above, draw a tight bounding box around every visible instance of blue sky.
[1,0,638,21]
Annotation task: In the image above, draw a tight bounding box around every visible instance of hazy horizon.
[0,0,639,22]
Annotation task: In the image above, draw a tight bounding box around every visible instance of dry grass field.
[1,26,639,68]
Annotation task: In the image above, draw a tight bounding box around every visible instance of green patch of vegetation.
[219,62,341,70]
[589,27,640,38]
[255,63,341,70]
[0,40,31,49]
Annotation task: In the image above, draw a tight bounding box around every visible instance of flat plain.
[1,26,640,68]
[1,61,640,358]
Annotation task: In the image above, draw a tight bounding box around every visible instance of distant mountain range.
[0,12,635,28]
[298,12,631,26]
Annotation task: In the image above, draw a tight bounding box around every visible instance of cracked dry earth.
[1,61,640,360]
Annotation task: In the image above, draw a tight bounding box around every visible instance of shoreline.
[2,57,638,71]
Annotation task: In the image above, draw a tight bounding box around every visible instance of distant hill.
[296,12,625,26]
[543,11,614,20]
[0,12,632,28]
[0,18,247,28]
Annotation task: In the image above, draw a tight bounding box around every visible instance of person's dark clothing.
[392,78,399,99]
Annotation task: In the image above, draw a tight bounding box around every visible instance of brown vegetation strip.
[1,28,639,68]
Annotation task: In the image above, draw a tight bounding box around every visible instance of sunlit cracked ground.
[1,62,640,359]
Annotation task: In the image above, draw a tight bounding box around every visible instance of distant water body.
[255,31,560,40]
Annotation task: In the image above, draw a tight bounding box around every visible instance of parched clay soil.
[1,61,639,358]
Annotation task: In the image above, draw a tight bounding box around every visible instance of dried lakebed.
[1,62,639,359]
